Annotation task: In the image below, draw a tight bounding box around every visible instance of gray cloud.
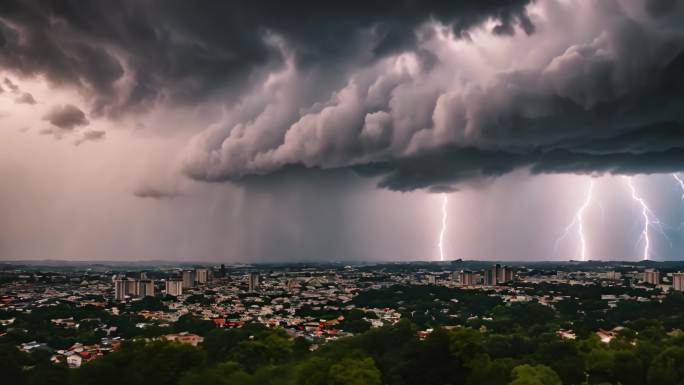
[3,77,19,92]
[181,1,684,191]
[74,130,106,146]
[42,104,89,129]
[133,186,179,200]
[2,0,684,194]
[14,92,36,105]
[0,0,534,117]
[646,0,677,17]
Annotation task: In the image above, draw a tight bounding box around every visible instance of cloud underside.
[2,0,684,190]
[0,0,534,116]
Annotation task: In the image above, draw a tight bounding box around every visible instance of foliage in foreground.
[4,310,684,385]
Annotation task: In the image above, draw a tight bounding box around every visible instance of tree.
[612,350,644,385]
[27,363,69,385]
[173,314,215,336]
[0,343,27,385]
[647,347,684,385]
[202,328,247,362]
[328,357,382,385]
[508,364,561,385]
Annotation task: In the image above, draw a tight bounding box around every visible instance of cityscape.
[4,260,684,384]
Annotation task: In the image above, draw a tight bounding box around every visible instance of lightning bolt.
[438,193,448,261]
[673,173,684,199]
[623,176,674,260]
[554,180,594,261]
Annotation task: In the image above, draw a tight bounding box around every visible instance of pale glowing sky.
[1,0,684,261]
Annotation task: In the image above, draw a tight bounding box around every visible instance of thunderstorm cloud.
[42,104,89,130]
[0,0,683,192]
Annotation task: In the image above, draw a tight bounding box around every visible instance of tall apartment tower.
[673,272,684,292]
[459,270,475,286]
[195,268,209,285]
[138,280,155,297]
[182,270,196,289]
[248,272,260,292]
[165,279,183,296]
[126,278,140,297]
[114,279,127,301]
[484,264,501,286]
[643,269,660,285]
[500,266,515,284]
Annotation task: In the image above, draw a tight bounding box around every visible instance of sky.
[1,0,684,262]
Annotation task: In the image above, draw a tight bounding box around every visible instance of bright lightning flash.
[554,180,594,261]
[624,176,667,260]
[438,194,448,261]
[673,173,684,199]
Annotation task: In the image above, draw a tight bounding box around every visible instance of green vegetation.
[4,284,684,384]
[4,308,684,385]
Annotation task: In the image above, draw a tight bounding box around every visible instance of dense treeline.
[4,309,684,385]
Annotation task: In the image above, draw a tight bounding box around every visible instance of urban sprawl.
[2,260,684,370]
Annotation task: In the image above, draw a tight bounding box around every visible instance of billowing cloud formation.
[14,92,35,104]
[180,0,684,190]
[2,0,684,191]
[42,104,89,130]
[0,0,534,116]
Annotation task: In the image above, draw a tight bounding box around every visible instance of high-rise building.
[196,268,209,284]
[484,268,495,286]
[114,279,127,301]
[248,272,260,292]
[126,278,140,297]
[427,275,437,285]
[500,266,515,283]
[165,279,183,296]
[484,264,501,286]
[182,270,196,288]
[138,279,155,297]
[673,272,684,292]
[603,271,621,280]
[496,264,505,283]
[140,271,148,280]
[213,264,227,278]
[459,270,475,286]
[643,269,660,285]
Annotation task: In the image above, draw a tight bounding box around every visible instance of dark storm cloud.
[14,92,36,105]
[645,0,677,17]
[181,1,684,191]
[373,123,684,191]
[0,0,534,115]
[4,0,684,193]
[42,104,89,129]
